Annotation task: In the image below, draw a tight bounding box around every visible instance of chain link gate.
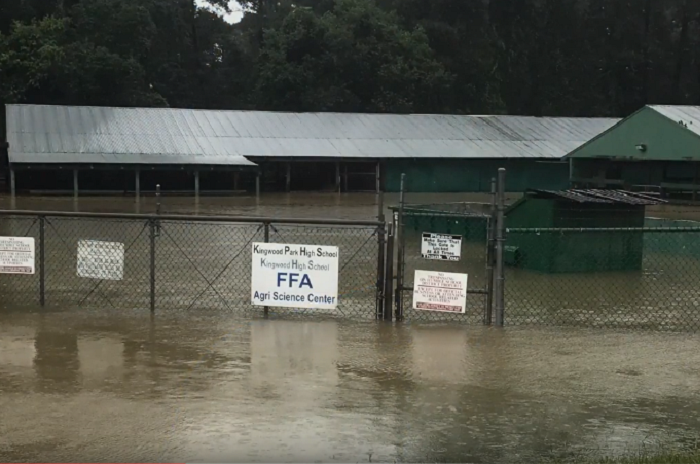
[389,173,505,324]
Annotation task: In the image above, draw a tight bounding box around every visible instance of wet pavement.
[1,310,699,462]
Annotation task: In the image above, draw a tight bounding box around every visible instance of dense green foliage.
[1,0,699,117]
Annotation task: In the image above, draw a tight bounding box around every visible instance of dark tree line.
[2,0,700,120]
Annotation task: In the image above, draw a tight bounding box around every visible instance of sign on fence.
[413,270,468,313]
[251,243,339,309]
[77,240,125,281]
[0,237,35,274]
[421,232,462,261]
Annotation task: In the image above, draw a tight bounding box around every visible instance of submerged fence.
[4,173,700,332]
[505,226,700,331]
[390,170,700,332]
[0,211,386,319]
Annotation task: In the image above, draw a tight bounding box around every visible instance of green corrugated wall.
[569,107,700,161]
[384,159,569,192]
[400,211,489,243]
[506,198,646,273]
[644,217,700,259]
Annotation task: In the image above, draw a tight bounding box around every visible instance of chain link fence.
[6,182,700,332]
[505,225,700,331]
[0,212,384,320]
[388,171,700,332]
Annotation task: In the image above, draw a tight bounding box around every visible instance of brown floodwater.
[0,191,519,221]
[1,192,700,462]
[1,310,699,463]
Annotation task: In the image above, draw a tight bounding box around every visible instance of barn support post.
[71,169,79,211]
[375,161,381,193]
[336,162,341,193]
[343,164,349,192]
[9,167,15,199]
[569,158,577,188]
[73,169,79,199]
[194,170,200,197]
[285,162,291,192]
[135,168,141,199]
[233,171,240,192]
[255,171,261,198]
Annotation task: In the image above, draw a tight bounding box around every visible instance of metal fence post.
[149,185,161,313]
[485,178,496,325]
[39,215,46,307]
[156,184,161,216]
[384,222,394,321]
[495,168,506,327]
[395,173,406,321]
[149,218,156,313]
[263,222,270,318]
[376,222,386,320]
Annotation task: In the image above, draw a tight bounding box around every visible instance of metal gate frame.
[389,170,506,325]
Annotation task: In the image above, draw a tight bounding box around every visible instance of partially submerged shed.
[506,189,663,273]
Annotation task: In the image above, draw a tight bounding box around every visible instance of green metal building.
[505,189,662,273]
[568,105,700,200]
[381,115,617,193]
[384,158,577,193]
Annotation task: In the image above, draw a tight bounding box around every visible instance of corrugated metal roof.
[6,105,257,166]
[649,105,700,138]
[6,104,618,165]
[528,189,664,205]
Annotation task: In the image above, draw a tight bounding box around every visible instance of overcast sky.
[195,0,245,24]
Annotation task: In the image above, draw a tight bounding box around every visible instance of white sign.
[77,240,125,280]
[413,270,468,313]
[421,232,462,261]
[0,237,35,274]
[251,243,339,309]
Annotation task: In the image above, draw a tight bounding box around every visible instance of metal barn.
[3,104,617,196]
[568,105,700,200]
[4,104,258,197]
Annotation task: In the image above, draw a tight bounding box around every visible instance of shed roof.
[6,104,618,165]
[527,189,664,205]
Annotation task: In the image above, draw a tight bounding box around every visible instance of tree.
[0,17,165,107]
[256,0,452,113]
[390,0,504,114]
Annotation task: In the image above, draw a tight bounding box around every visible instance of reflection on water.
[0,191,518,220]
[0,310,698,463]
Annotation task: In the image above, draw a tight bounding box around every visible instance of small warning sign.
[421,232,462,261]
[413,270,468,313]
[77,240,125,281]
[0,237,35,274]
